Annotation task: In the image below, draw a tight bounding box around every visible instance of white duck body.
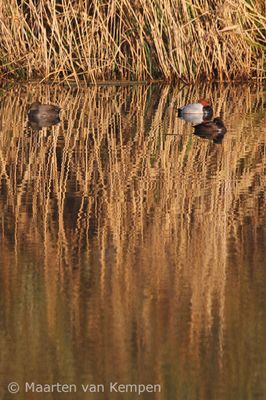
[179,102,204,114]
[179,113,208,125]
[177,99,213,118]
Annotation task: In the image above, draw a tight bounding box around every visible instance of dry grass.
[0,0,265,84]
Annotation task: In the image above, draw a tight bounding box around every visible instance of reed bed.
[0,84,265,398]
[0,0,265,84]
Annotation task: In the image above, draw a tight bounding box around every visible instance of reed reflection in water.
[0,84,265,400]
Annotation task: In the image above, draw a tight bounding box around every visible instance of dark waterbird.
[193,118,227,144]
[28,101,61,130]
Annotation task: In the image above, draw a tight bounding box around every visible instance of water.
[0,84,265,400]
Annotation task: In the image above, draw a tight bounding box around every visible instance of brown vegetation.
[0,0,265,84]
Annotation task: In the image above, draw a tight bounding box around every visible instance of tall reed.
[0,0,265,84]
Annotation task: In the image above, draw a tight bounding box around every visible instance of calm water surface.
[0,84,265,400]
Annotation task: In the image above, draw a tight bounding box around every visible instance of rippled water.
[0,84,265,400]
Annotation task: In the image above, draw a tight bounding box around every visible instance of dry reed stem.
[0,0,265,83]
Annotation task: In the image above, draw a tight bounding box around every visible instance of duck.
[28,101,61,117]
[177,99,213,118]
[193,117,227,144]
[177,113,210,126]
[28,101,61,130]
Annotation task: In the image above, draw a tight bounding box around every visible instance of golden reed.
[0,0,265,83]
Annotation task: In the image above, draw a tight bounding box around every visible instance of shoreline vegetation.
[0,0,265,85]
